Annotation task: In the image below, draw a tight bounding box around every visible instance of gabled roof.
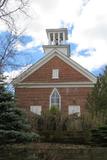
[13,49,97,84]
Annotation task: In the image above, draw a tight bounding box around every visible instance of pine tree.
[0,86,39,144]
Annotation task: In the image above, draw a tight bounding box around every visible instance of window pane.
[30,106,42,115]
[52,69,59,79]
[51,89,60,108]
[68,105,80,116]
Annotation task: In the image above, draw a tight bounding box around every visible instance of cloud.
[19,0,84,45]
[0,0,84,48]
[70,0,107,71]
[1,0,107,76]
[33,0,59,12]
[4,65,31,83]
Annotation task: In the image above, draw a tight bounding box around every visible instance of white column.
[53,32,55,45]
[48,33,50,45]
[58,32,60,45]
[63,32,65,44]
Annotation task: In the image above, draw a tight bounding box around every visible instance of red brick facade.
[16,87,92,114]
[22,56,90,83]
[15,56,94,115]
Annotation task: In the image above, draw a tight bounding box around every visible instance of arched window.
[50,88,61,109]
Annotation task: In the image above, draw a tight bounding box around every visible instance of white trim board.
[16,82,95,88]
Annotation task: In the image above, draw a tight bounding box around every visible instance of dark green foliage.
[0,86,39,144]
[0,102,30,131]
[49,106,60,114]
[0,130,39,143]
[91,125,107,146]
[86,66,107,146]
[87,66,107,114]
[0,90,14,102]
[0,85,14,102]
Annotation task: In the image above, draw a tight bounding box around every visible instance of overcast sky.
[1,0,107,82]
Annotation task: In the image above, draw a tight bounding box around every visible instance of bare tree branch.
[0,0,8,8]
[0,0,30,74]
[0,0,29,32]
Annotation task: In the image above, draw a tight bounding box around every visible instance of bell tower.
[43,28,70,57]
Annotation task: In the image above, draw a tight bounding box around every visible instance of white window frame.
[68,105,80,116]
[52,69,59,79]
[49,88,61,110]
[30,106,42,115]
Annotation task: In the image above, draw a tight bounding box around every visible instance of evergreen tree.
[0,86,39,144]
[86,66,107,146]
[87,66,107,114]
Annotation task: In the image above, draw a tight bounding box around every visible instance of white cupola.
[43,28,70,57]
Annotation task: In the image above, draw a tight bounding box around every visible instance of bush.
[91,124,107,146]
[34,110,96,144]
[33,107,107,144]
[0,130,39,143]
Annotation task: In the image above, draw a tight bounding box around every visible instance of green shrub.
[49,106,60,114]
[0,130,39,143]
[91,124,107,146]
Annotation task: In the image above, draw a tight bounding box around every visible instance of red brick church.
[13,28,96,116]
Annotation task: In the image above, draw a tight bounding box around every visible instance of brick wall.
[22,56,90,83]
[15,56,93,115]
[15,87,92,114]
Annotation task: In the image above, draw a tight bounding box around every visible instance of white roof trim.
[13,49,97,84]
